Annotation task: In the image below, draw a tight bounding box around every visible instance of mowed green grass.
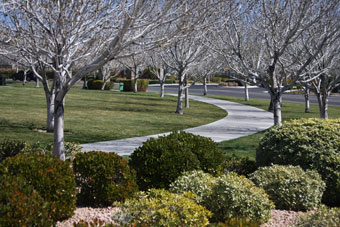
[0,82,226,145]
[209,95,340,160]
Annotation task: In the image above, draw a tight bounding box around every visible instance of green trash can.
[0,76,6,86]
[119,82,124,91]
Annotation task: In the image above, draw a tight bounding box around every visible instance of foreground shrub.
[0,140,28,163]
[204,172,274,224]
[169,170,216,203]
[0,153,77,221]
[256,118,340,206]
[0,175,53,226]
[0,140,82,162]
[73,151,138,207]
[113,189,211,226]
[222,154,258,177]
[250,165,325,211]
[295,206,340,227]
[129,131,224,190]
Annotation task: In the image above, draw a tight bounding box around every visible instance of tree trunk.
[271,92,282,126]
[203,77,208,96]
[185,87,189,108]
[134,78,138,93]
[160,81,165,98]
[159,67,165,98]
[176,79,184,114]
[46,93,55,132]
[35,78,40,87]
[305,88,310,113]
[53,97,66,161]
[316,92,329,119]
[268,99,274,112]
[244,82,249,101]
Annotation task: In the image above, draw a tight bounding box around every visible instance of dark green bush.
[203,172,274,224]
[87,80,104,90]
[73,151,138,207]
[0,175,53,226]
[129,131,225,190]
[0,140,28,163]
[149,79,176,84]
[123,79,149,92]
[0,153,77,221]
[222,154,258,177]
[256,118,340,206]
[113,189,211,226]
[250,165,325,211]
[295,206,340,227]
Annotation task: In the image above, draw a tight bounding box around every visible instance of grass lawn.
[209,95,340,160]
[0,81,226,145]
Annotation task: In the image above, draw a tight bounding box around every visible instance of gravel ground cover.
[57,207,308,226]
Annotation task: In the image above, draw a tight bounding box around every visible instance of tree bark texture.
[176,80,184,114]
[160,81,165,98]
[244,82,249,101]
[203,77,208,96]
[305,88,310,113]
[53,97,66,161]
[185,87,189,108]
[316,93,329,119]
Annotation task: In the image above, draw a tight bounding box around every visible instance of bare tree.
[96,61,122,90]
[119,53,146,93]
[297,10,340,119]
[209,0,340,125]
[147,50,170,98]
[0,0,221,160]
[161,36,207,114]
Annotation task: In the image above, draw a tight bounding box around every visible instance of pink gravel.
[57,207,308,226]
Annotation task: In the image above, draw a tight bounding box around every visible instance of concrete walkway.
[81,95,274,155]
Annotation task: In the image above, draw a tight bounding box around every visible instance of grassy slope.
[209,95,340,160]
[0,82,226,145]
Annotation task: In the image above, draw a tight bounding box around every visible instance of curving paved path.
[81,95,274,155]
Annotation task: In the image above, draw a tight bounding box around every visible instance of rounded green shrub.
[169,170,216,203]
[113,189,211,226]
[0,140,28,163]
[87,80,104,90]
[129,131,224,190]
[0,175,54,226]
[0,153,77,221]
[203,172,274,224]
[222,154,258,177]
[256,118,340,206]
[249,165,325,211]
[295,206,340,227]
[73,151,138,207]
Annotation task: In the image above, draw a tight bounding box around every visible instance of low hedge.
[113,189,211,226]
[129,131,224,190]
[73,151,138,207]
[256,118,340,206]
[123,79,149,92]
[250,165,325,211]
[0,175,53,226]
[0,153,77,221]
[87,80,115,90]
